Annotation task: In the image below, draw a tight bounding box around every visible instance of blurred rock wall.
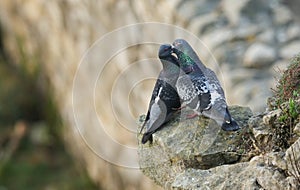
[0,0,299,189]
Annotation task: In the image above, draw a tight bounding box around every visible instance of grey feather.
[172,39,240,131]
[141,44,181,144]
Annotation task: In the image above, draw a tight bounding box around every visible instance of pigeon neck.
[178,51,195,67]
[178,50,206,72]
[186,51,206,71]
[161,57,180,74]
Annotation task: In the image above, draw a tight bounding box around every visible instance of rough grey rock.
[285,138,300,180]
[176,0,219,21]
[263,109,282,126]
[280,41,300,59]
[138,106,255,187]
[243,43,276,68]
[222,66,256,85]
[294,123,300,136]
[265,152,287,171]
[277,24,300,44]
[286,25,300,42]
[230,79,273,112]
[172,157,296,190]
[248,113,273,151]
[273,5,293,25]
[138,106,300,189]
[257,29,275,43]
[222,0,250,26]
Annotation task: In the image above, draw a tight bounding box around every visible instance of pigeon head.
[172,45,197,73]
[173,39,186,49]
[158,44,180,71]
[158,44,173,58]
[172,39,205,70]
[172,39,193,55]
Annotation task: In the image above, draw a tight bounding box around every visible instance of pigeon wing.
[140,77,163,133]
[141,88,168,144]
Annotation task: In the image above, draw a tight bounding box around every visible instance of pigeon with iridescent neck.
[172,39,240,131]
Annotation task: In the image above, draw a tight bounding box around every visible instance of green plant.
[289,96,299,120]
[274,54,300,105]
[271,53,300,149]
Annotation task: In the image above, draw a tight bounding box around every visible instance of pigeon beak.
[170,46,178,59]
[171,52,178,60]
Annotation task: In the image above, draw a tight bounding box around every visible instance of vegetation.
[271,53,300,149]
[275,54,300,104]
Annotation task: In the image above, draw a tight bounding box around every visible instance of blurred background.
[0,0,300,189]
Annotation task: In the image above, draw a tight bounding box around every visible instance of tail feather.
[141,132,153,144]
[221,119,240,131]
[140,112,150,133]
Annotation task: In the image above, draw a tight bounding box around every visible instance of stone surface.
[286,25,300,42]
[230,79,273,112]
[139,107,300,190]
[263,109,282,126]
[273,5,293,25]
[248,113,273,151]
[222,0,249,25]
[243,43,276,68]
[138,106,300,189]
[285,138,300,179]
[257,29,275,43]
[266,152,287,171]
[294,122,300,136]
[172,158,297,190]
[138,106,255,187]
[280,41,300,59]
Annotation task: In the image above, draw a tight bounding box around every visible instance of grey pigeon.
[172,39,240,131]
[141,44,181,144]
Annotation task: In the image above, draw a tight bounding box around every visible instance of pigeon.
[172,39,240,131]
[141,44,181,144]
[172,48,212,114]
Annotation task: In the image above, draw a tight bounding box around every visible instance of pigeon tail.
[221,107,240,131]
[221,119,240,131]
[141,132,153,144]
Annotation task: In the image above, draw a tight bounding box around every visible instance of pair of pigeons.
[140,39,240,144]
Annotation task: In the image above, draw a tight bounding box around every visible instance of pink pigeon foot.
[186,112,198,119]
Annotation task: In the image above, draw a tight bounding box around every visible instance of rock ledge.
[138,106,300,189]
